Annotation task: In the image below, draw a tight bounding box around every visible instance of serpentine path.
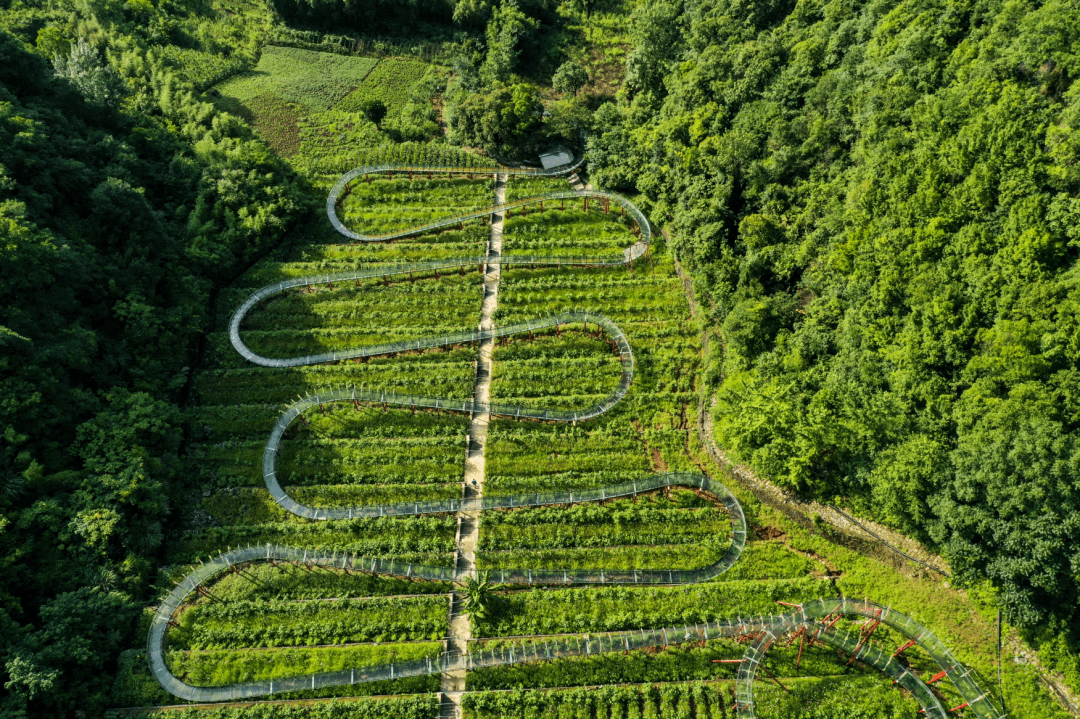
[149,159,1004,718]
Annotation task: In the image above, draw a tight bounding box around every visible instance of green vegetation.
[158,45,247,89]
[165,642,442,687]
[586,0,1080,696]
[217,46,378,110]
[122,695,440,719]
[3,0,1078,713]
[0,13,303,714]
[462,678,916,719]
[337,58,433,119]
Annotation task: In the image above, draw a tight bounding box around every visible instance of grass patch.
[216,46,378,111]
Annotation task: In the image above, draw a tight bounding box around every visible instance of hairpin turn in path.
[149,156,1004,718]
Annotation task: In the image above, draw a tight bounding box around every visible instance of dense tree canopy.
[0,14,305,715]
[590,0,1080,635]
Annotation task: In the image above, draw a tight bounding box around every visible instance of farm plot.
[154,179,502,705]
[212,49,446,160]
[169,594,450,649]
[476,490,733,572]
[337,58,433,119]
[462,676,915,719]
[216,46,378,111]
[120,695,440,719]
[504,176,571,200]
[498,203,638,258]
[338,176,495,236]
[299,126,491,175]
[164,641,443,697]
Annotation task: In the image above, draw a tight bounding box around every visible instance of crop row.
[501,211,639,257]
[232,234,488,288]
[202,562,450,602]
[276,436,465,483]
[465,637,866,690]
[194,362,474,407]
[471,578,831,637]
[122,693,440,719]
[461,675,913,718]
[170,595,449,649]
[339,177,494,235]
[164,641,442,689]
[199,482,460,526]
[168,515,456,565]
[234,281,482,333]
[299,136,492,176]
[190,404,470,443]
[476,544,728,572]
[207,330,480,370]
[489,358,624,404]
[504,176,570,200]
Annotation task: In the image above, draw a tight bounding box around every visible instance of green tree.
[481,0,538,83]
[52,37,121,105]
[552,60,588,95]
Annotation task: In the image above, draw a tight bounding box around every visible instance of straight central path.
[441,172,507,719]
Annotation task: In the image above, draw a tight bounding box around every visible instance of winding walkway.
[149,159,1004,719]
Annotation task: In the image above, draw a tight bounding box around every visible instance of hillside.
[0,0,1077,717]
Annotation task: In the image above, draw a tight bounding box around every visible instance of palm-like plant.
[462,571,493,621]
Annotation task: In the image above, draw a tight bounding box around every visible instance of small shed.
[539,148,574,170]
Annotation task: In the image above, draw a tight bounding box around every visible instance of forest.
[588,0,1080,638]
[0,0,1078,716]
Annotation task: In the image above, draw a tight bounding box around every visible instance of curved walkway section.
[735,598,1004,718]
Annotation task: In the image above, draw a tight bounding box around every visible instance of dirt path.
[440,172,506,719]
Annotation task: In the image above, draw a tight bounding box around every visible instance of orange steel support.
[948,703,969,713]
[893,639,918,656]
[927,670,948,684]
[846,611,882,666]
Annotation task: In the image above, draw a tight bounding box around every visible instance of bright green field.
[212,47,443,160]
[216,46,379,110]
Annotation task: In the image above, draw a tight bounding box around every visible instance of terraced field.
[110,165,1039,719]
